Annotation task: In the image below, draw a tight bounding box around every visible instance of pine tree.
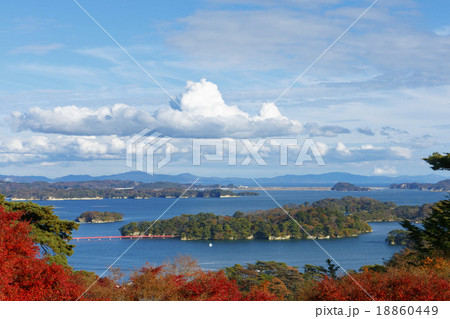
[400,152,450,258]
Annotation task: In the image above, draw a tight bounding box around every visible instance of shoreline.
[8,187,445,201]
[8,195,243,201]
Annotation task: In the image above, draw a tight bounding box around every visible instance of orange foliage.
[310,269,450,301]
[124,262,277,301]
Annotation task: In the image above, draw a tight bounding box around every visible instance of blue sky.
[0,0,449,178]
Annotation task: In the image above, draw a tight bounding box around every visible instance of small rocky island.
[331,182,370,191]
[76,211,124,223]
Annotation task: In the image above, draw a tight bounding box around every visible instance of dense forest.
[311,196,432,222]
[0,180,257,200]
[75,211,124,223]
[120,201,373,240]
[120,196,434,240]
[331,182,370,191]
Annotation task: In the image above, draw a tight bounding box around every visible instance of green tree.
[303,264,327,280]
[225,261,304,299]
[401,199,450,258]
[400,152,450,258]
[1,195,78,265]
[233,211,245,218]
[325,259,340,279]
[423,152,450,171]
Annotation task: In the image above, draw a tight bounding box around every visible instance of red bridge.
[72,235,177,241]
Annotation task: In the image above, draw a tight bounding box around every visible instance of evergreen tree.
[326,259,340,279]
[423,152,450,171]
[400,152,450,258]
[0,195,78,265]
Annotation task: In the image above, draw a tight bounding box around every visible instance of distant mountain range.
[0,171,448,187]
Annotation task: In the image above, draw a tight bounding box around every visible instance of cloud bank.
[11,79,305,138]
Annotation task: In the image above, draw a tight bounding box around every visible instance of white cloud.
[166,3,450,89]
[0,135,127,164]
[11,104,154,136]
[434,25,450,36]
[322,142,413,163]
[9,43,64,55]
[11,79,306,138]
[315,141,329,156]
[390,146,412,159]
[373,166,397,176]
[75,137,109,155]
[0,153,45,164]
[336,142,351,155]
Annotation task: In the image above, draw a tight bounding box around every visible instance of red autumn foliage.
[86,260,278,301]
[244,282,279,301]
[3,202,447,301]
[0,207,84,300]
[178,270,243,301]
[310,269,450,301]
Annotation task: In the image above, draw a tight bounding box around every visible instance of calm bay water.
[33,189,447,274]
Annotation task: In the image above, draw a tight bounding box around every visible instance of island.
[120,196,434,241]
[235,191,259,196]
[120,199,374,240]
[331,182,370,191]
[76,211,124,223]
[311,196,432,222]
[0,180,259,200]
[389,179,450,191]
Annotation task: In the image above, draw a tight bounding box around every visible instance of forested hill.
[0,180,258,200]
[311,196,432,222]
[120,208,372,240]
[120,196,433,241]
[331,182,370,191]
[389,179,450,191]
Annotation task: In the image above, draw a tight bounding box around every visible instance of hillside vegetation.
[75,211,124,223]
[331,182,370,191]
[120,196,434,240]
[0,180,255,200]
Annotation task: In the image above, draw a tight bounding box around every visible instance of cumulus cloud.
[0,153,45,164]
[0,135,128,164]
[11,104,154,136]
[11,79,305,138]
[357,127,375,136]
[323,142,412,162]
